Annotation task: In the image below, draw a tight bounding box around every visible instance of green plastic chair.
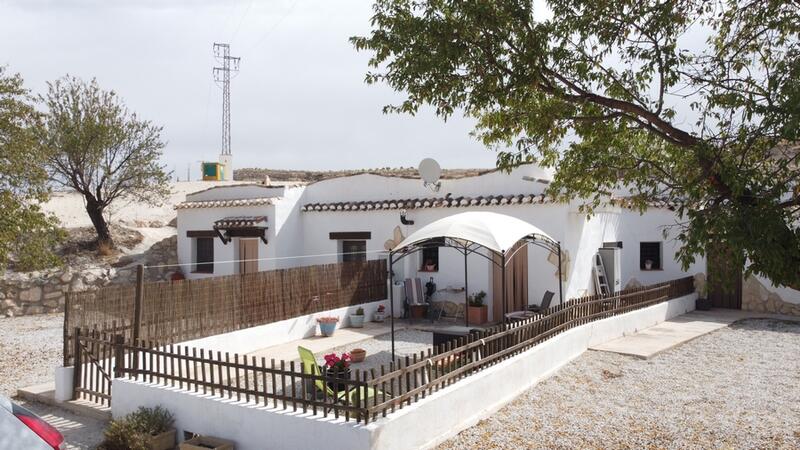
[297,346,382,406]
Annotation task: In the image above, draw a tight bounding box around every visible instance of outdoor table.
[409,303,428,319]
[505,310,538,322]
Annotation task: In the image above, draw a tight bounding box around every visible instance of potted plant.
[695,283,712,310]
[467,291,488,325]
[317,316,339,336]
[350,347,367,363]
[350,307,365,328]
[644,259,653,270]
[99,406,176,450]
[373,304,386,322]
[323,352,351,391]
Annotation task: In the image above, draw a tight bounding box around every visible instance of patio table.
[505,310,539,322]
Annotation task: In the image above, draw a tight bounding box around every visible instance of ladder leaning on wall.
[593,253,611,296]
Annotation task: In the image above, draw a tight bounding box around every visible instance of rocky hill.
[234,167,491,183]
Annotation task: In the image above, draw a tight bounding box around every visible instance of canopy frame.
[387,232,563,360]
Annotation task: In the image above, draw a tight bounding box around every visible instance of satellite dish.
[418,158,442,192]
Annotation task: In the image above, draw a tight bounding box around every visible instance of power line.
[142,249,388,270]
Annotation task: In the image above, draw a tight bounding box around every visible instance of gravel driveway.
[439,319,800,450]
[0,313,106,449]
[0,313,64,398]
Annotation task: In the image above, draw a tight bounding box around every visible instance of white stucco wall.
[177,298,389,354]
[112,293,696,450]
[186,184,286,201]
[175,166,705,313]
[616,208,706,287]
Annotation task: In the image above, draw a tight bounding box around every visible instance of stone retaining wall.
[1,235,177,318]
[742,276,800,316]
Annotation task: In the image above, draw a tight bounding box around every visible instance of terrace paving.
[246,321,407,362]
[590,308,800,358]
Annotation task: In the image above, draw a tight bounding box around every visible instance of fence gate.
[72,328,119,406]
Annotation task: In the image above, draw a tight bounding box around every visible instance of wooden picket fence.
[64,260,387,367]
[100,276,694,421]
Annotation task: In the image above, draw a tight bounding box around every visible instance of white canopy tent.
[395,211,556,254]
[388,211,563,359]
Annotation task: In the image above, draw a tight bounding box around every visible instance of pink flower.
[323,352,351,369]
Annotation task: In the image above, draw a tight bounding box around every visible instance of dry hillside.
[234,167,491,183]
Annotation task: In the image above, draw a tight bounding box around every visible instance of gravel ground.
[439,319,800,450]
[0,313,64,398]
[0,313,106,449]
[326,329,433,373]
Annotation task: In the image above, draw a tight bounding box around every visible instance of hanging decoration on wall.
[547,249,570,281]
[384,226,406,251]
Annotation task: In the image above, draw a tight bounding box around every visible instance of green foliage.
[98,420,151,450]
[0,67,63,271]
[39,75,171,247]
[127,406,175,435]
[469,291,487,307]
[99,406,174,450]
[355,307,365,315]
[353,0,800,288]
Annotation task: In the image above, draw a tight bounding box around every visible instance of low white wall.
[178,298,390,354]
[374,293,697,450]
[112,294,696,450]
[112,380,372,450]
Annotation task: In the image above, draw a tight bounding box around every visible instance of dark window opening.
[421,238,445,272]
[640,242,662,270]
[342,240,367,262]
[195,237,214,273]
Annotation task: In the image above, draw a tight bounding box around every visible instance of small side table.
[409,304,428,319]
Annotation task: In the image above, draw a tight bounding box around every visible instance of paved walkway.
[589,308,800,358]
[247,321,405,361]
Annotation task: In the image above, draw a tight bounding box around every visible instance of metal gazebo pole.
[389,251,395,362]
[557,242,564,305]
[464,246,469,328]
[501,252,507,326]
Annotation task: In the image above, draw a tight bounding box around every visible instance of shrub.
[98,420,151,450]
[98,406,174,450]
[355,307,364,316]
[128,406,174,435]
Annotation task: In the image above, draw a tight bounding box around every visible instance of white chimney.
[219,154,233,181]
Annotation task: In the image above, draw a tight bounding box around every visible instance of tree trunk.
[85,198,114,248]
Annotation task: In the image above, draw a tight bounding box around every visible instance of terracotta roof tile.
[301,193,679,212]
[175,197,275,209]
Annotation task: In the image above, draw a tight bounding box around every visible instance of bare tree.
[39,76,170,248]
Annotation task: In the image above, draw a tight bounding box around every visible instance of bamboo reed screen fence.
[100,276,695,421]
[65,260,388,366]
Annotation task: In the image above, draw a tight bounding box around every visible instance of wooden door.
[707,243,742,309]
[492,245,529,319]
[238,239,259,274]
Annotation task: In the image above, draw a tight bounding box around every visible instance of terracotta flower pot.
[350,348,366,363]
[467,305,488,325]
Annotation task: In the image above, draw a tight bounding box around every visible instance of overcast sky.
[0,0,500,176]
